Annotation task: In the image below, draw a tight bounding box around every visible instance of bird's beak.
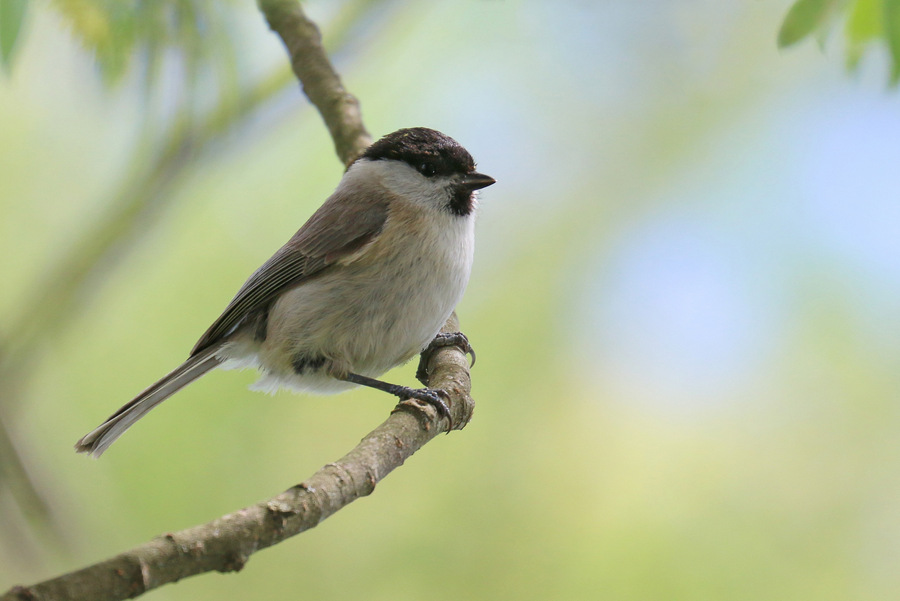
[460,172,496,191]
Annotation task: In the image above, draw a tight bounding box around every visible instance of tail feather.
[75,348,221,457]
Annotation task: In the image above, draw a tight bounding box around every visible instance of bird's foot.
[397,386,453,428]
[416,331,475,385]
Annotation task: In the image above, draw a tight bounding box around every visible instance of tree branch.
[258,0,372,165]
[3,2,474,599]
[2,316,473,601]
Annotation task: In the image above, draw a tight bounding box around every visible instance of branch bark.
[3,2,474,599]
[2,316,473,601]
[259,0,372,165]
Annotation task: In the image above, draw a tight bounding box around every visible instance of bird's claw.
[416,332,475,385]
[401,387,454,430]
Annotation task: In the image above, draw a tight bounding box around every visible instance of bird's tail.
[75,347,222,457]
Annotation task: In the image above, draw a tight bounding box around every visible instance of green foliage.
[779,0,900,83]
[52,0,140,83]
[884,0,900,81]
[777,0,841,48]
[0,0,28,72]
[846,0,882,68]
[0,0,242,89]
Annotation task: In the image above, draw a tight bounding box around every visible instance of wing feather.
[190,188,389,355]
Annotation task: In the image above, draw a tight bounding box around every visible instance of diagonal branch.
[2,316,473,601]
[259,0,372,165]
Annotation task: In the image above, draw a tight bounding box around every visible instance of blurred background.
[2,0,900,599]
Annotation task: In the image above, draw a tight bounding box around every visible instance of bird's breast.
[260,206,475,379]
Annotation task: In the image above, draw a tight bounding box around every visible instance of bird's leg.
[416,331,475,385]
[340,372,453,427]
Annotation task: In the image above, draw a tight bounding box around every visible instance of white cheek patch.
[346,158,452,212]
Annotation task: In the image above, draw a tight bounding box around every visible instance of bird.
[75,127,495,457]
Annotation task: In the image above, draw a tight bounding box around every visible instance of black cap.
[360,127,476,177]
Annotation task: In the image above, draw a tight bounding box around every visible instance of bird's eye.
[418,162,437,177]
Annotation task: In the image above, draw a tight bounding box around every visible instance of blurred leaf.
[778,0,839,47]
[845,0,881,68]
[885,0,900,82]
[49,1,240,88]
[52,0,137,83]
[0,0,28,71]
[846,0,882,41]
[777,0,900,85]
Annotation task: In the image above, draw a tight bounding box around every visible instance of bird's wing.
[190,188,390,355]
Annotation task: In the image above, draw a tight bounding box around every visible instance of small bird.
[75,127,494,457]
